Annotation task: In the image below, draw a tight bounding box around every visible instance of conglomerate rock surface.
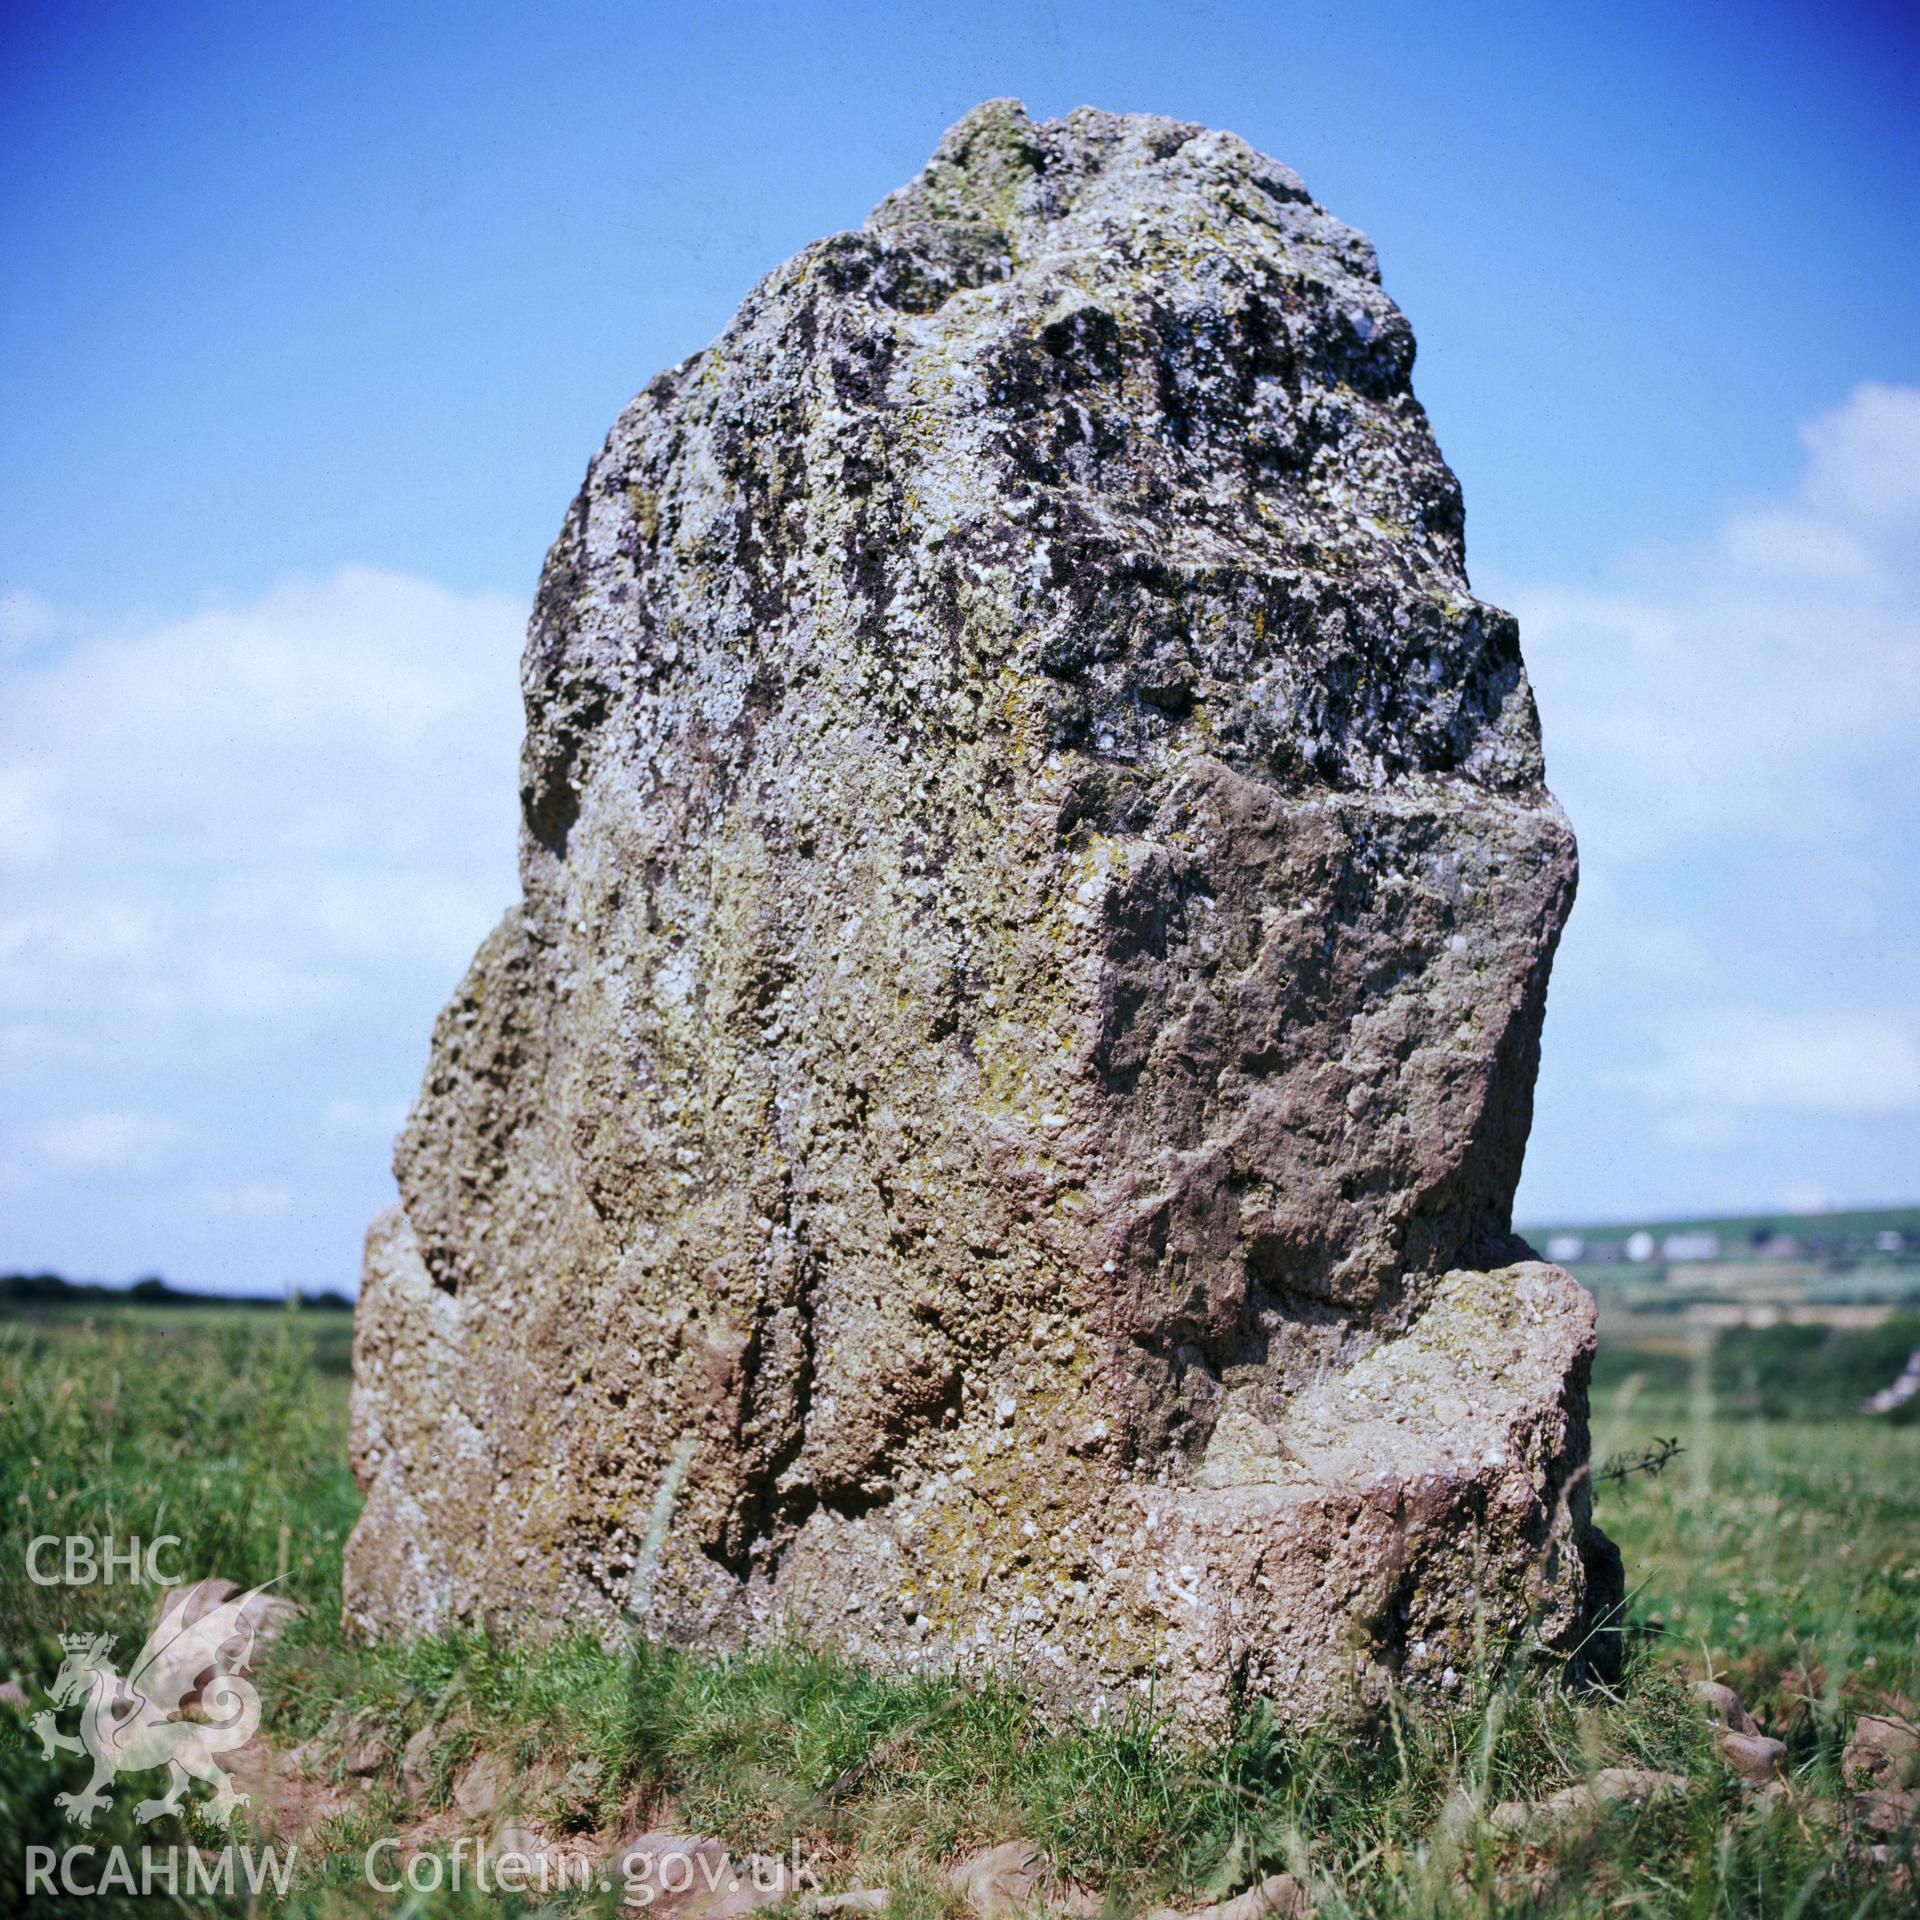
[345,101,1615,1730]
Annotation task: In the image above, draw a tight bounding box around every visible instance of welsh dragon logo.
[31,1584,276,1827]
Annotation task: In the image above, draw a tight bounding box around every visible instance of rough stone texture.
[1489,1769,1690,1835]
[1844,1710,1920,1790]
[345,100,1612,1731]
[1147,1871,1308,1920]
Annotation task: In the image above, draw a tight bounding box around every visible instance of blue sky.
[2,0,1916,1290]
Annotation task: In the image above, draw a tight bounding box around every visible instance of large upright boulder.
[345,101,1614,1730]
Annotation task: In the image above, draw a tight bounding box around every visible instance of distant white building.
[1661,1231,1720,1262]
[1545,1234,1585,1263]
[1625,1231,1656,1262]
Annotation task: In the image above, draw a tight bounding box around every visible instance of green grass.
[1594,1335,1920,1742]
[0,1309,358,1642]
[0,1309,358,1916]
[2,1303,1915,1917]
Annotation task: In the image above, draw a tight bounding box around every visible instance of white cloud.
[189,1179,306,1223]
[0,567,525,1288]
[323,1097,412,1140]
[1778,1184,1836,1215]
[1797,380,1920,533]
[0,587,59,648]
[0,568,525,1067]
[1647,1107,1749,1153]
[1615,1009,1920,1120]
[1512,383,1920,1214]
[36,1111,199,1174]
[1512,381,1920,862]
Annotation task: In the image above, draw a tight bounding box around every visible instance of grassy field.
[1,1299,1915,1916]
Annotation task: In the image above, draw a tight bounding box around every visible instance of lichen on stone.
[344,99,1615,1731]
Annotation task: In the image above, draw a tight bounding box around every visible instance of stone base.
[347,1219,1609,1734]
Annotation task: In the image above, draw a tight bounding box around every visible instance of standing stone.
[345,101,1615,1730]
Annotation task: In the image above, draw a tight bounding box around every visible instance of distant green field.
[0,1295,356,1374]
